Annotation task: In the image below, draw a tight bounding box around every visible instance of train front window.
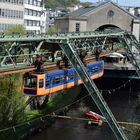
[39,79,44,88]
[24,75,37,88]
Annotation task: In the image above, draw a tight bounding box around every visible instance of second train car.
[23,60,104,96]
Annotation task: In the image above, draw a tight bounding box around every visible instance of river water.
[29,86,138,140]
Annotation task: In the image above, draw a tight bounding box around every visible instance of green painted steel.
[59,43,127,140]
[0,31,127,43]
[0,31,125,70]
[119,35,140,77]
[0,30,140,76]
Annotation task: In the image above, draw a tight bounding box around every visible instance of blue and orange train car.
[22,60,104,96]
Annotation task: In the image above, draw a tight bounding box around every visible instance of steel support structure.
[0,31,139,76]
[119,36,140,77]
[0,31,127,70]
[59,43,127,140]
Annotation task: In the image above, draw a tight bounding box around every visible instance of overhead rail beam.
[0,31,129,43]
[0,30,137,73]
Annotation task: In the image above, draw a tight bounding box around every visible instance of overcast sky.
[80,0,140,7]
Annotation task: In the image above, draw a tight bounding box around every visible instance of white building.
[134,7,140,18]
[127,7,135,15]
[0,0,24,32]
[67,4,82,12]
[46,8,71,30]
[24,0,46,34]
[40,7,47,34]
[0,0,46,34]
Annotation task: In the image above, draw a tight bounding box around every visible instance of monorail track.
[0,49,123,76]
[0,56,94,76]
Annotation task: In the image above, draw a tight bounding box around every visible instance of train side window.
[68,73,74,81]
[99,65,103,70]
[90,67,98,72]
[95,67,98,72]
[55,76,60,84]
[46,79,49,87]
[39,79,44,88]
[50,77,55,85]
[60,75,65,82]
[89,68,94,72]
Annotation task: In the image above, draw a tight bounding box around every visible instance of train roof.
[25,60,104,76]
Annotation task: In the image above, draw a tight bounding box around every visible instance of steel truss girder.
[126,33,140,53]
[0,31,128,43]
[0,31,135,70]
[119,36,140,77]
[59,43,127,140]
[0,42,43,67]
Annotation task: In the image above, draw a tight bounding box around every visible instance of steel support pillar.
[59,43,127,140]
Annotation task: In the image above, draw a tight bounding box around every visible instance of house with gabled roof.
[55,1,140,40]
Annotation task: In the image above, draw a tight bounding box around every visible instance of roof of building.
[64,1,137,19]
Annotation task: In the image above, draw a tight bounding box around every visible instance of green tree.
[47,26,61,34]
[80,2,93,7]
[4,24,26,35]
[0,73,26,129]
[45,0,61,8]
[45,0,80,8]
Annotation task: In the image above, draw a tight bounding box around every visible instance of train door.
[37,74,46,96]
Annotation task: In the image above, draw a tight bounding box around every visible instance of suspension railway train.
[22,60,104,96]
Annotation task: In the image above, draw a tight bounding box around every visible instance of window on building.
[75,23,80,32]
[4,9,7,17]
[26,20,29,26]
[19,0,23,4]
[10,10,13,18]
[29,0,32,4]
[29,20,32,26]
[37,1,40,6]
[29,10,32,16]
[13,10,15,18]
[36,21,40,26]
[34,0,37,6]
[7,10,9,18]
[25,0,28,4]
[1,9,4,17]
[21,11,23,18]
[33,10,36,16]
[25,9,28,15]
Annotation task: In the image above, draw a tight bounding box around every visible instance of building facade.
[45,8,69,30]
[0,0,24,32]
[55,2,140,40]
[0,0,46,34]
[24,0,46,34]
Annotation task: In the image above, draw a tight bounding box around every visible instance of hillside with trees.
[45,0,92,8]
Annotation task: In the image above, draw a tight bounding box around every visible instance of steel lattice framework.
[0,31,140,75]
